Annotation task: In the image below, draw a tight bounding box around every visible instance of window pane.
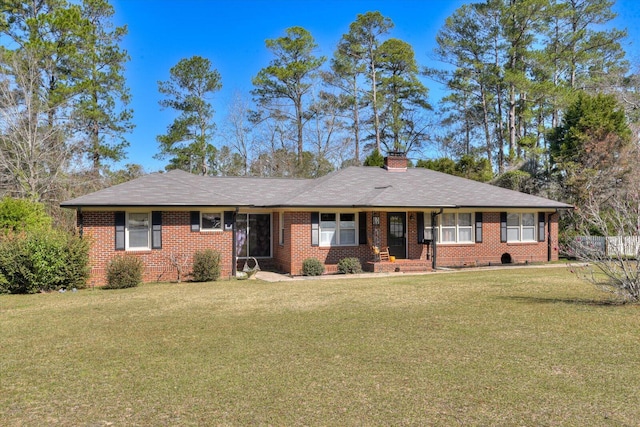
[320,213,338,246]
[523,227,535,241]
[320,213,336,229]
[129,230,149,248]
[339,213,355,229]
[507,228,520,241]
[339,213,356,245]
[128,213,149,248]
[129,213,148,228]
[458,213,472,226]
[442,213,456,226]
[320,230,335,245]
[522,213,535,226]
[507,213,520,227]
[442,227,456,242]
[458,227,473,242]
[424,213,434,241]
[341,229,356,245]
[202,213,221,230]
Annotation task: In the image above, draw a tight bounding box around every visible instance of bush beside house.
[0,197,89,294]
[105,255,144,289]
[192,249,222,282]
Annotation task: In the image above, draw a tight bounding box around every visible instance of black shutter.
[500,212,507,243]
[431,213,439,242]
[475,212,483,243]
[115,211,125,250]
[311,212,319,246]
[190,211,200,232]
[417,212,424,243]
[77,209,84,238]
[224,211,234,230]
[152,211,162,249]
[359,212,367,245]
[538,212,546,242]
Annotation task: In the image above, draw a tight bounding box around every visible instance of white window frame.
[319,212,357,247]
[126,212,150,250]
[424,212,474,244]
[507,212,536,242]
[201,212,223,232]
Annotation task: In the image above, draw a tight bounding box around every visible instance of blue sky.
[110,0,640,172]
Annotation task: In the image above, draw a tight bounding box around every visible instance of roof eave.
[60,203,255,209]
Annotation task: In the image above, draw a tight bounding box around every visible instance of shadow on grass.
[497,295,630,307]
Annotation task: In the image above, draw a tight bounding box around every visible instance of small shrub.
[337,257,363,274]
[105,255,143,289]
[192,249,221,282]
[302,257,324,276]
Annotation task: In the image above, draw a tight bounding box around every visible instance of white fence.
[574,236,640,258]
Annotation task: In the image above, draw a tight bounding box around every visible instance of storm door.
[236,213,271,258]
[387,212,406,259]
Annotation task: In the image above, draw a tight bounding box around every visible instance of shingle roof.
[61,167,572,210]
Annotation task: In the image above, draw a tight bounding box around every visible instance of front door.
[387,212,406,259]
[236,213,271,258]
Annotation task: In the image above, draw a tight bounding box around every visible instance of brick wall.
[288,211,372,275]
[430,212,559,267]
[83,211,233,286]
[286,210,559,275]
[80,209,560,284]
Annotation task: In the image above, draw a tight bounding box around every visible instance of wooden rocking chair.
[372,245,390,262]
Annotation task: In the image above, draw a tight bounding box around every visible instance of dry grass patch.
[1,267,639,425]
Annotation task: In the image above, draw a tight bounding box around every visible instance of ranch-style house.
[61,152,572,285]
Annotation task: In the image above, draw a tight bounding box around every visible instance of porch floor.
[366,258,432,273]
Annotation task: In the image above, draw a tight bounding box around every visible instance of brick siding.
[83,211,233,286]
[79,209,559,286]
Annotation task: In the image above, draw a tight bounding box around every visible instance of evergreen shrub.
[105,255,143,289]
[302,258,324,276]
[192,249,221,282]
[337,257,363,274]
[0,229,90,294]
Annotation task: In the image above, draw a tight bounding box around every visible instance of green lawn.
[2,267,639,426]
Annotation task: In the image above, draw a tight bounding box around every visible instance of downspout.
[232,207,239,277]
[431,208,443,270]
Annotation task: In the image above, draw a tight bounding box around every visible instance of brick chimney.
[383,151,407,172]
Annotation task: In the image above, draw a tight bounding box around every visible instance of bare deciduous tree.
[0,50,73,201]
[567,147,640,302]
[167,252,191,283]
[221,92,254,175]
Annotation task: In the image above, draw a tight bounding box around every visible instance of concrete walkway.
[254,270,409,282]
[253,262,573,282]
